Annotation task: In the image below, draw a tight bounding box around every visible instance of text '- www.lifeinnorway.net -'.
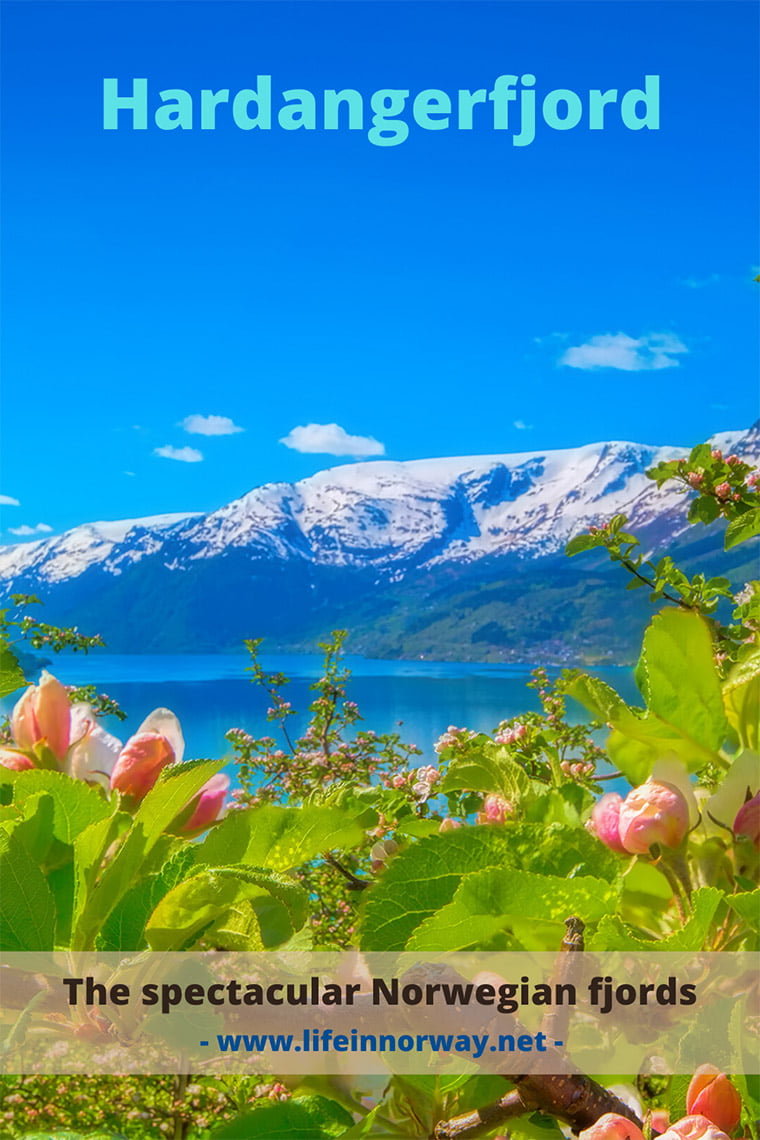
[205,1028,561,1060]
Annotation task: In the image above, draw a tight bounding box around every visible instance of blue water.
[1,653,639,777]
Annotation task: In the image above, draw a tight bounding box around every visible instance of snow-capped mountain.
[1,427,756,662]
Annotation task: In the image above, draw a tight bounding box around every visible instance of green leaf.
[725,508,760,549]
[565,533,604,557]
[22,1135,122,1140]
[407,868,618,951]
[566,615,727,784]
[723,650,760,750]
[359,823,620,952]
[0,640,27,698]
[360,828,525,951]
[395,817,441,837]
[198,804,364,871]
[508,1114,568,1140]
[636,608,729,753]
[74,760,223,949]
[48,860,76,946]
[72,811,130,937]
[589,887,723,951]
[0,827,56,950]
[668,1075,692,1123]
[688,496,720,526]
[562,671,631,723]
[524,784,591,827]
[97,844,197,951]
[441,743,530,801]
[8,769,111,845]
[689,443,713,467]
[211,1096,354,1140]
[726,889,760,933]
[647,458,682,487]
[14,791,56,863]
[145,865,309,950]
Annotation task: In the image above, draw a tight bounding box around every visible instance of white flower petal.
[137,707,185,764]
[66,704,123,787]
[651,756,699,826]
[705,749,759,832]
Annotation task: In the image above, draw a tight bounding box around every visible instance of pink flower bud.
[588,793,627,854]
[711,449,723,460]
[726,455,740,466]
[110,732,175,800]
[686,1067,741,1134]
[715,482,732,500]
[439,817,463,833]
[0,749,35,771]
[747,472,759,488]
[660,1116,731,1140]
[578,1113,647,1140]
[617,779,689,854]
[651,1111,670,1135]
[687,471,704,488]
[391,774,406,788]
[180,774,230,835]
[10,671,71,763]
[477,794,513,825]
[733,792,760,849]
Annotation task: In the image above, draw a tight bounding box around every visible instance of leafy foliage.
[0,436,758,1138]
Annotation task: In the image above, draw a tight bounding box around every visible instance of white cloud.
[680,274,720,289]
[280,423,385,458]
[154,445,204,463]
[560,332,687,372]
[8,523,53,536]
[0,494,20,506]
[513,420,532,430]
[180,414,244,436]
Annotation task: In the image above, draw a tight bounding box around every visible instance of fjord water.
[1,654,638,775]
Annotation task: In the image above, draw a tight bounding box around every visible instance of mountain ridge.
[1,427,756,663]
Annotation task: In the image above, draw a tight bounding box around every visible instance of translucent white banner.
[0,951,756,1075]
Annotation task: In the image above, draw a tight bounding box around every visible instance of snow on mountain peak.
[0,431,755,589]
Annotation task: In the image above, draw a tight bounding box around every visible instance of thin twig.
[323,850,369,891]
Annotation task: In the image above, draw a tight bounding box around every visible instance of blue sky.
[1,0,758,541]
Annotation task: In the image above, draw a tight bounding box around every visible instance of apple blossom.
[650,1111,670,1135]
[179,773,230,834]
[577,1113,646,1140]
[0,748,35,771]
[10,671,70,762]
[439,817,463,832]
[136,707,185,764]
[587,792,627,854]
[110,732,175,800]
[733,791,760,849]
[617,779,689,854]
[686,1066,741,1133]
[477,793,513,824]
[412,764,440,802]
[66,704,123,787]
[659,1115,731,1140]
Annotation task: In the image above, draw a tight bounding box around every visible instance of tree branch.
[433,917,642,1140]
